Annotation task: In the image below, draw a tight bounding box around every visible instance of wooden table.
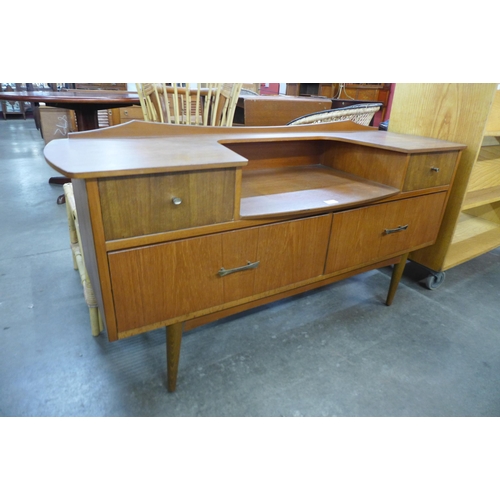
[0,90,140,130]
[44,119,465,392]
[0,90,140,203]
[234,94,332,125]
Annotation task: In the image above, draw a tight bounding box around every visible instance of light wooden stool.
[63,183,103,336]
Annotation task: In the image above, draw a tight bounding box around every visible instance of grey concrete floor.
[1,117,500,417]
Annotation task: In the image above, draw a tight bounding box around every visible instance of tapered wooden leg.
[166,323,183,392]
[386,252,409,306]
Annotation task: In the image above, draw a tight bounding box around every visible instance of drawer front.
[221,214,332,303]
[108,215,332,332]
[99,169,235,240]
[403,152,458,191]
[119,105,144,121]
[109,233,225,332]
[325,192,447,273]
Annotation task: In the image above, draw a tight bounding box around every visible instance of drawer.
[98,169,235,240]
[325,192,447,273]
[108,215,331,332]
[119,105,144,121]
[403,152,458,191]
[221,214,332,303]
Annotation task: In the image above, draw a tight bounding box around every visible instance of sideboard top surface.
[43,120,466,179]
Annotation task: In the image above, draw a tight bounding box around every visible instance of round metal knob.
[172,197,182,206]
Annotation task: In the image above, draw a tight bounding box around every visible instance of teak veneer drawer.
[403,152,458,191]
[325,192,448,273]
[98,169,235,240]
[108,215,331,332]
[119,106,144,122]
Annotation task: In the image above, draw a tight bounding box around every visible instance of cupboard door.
[109,234,224,332]
[325,193,447,273]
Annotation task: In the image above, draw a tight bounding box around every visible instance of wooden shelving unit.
[388,84,500,284]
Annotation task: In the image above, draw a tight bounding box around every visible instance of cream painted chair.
[136,83,242,126]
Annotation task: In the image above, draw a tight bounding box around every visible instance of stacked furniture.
[389,84,500,287]
[44,120,465,392]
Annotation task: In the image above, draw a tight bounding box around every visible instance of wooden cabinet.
[286,83,392,120]
[286,83,339,98]
[388,84,500,284]
[43,120,464,391]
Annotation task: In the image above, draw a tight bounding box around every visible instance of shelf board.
[444,212,500,269]
[463,185,500,209]
[240,165,399,219]
[477,143,500,161]
[484,131,500,138]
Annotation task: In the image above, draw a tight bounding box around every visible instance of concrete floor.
[1,117,500,417]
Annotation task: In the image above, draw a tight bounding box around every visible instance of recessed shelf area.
[461,142,500,218]
[463,185,500,209]
[445,210,500,269]
[240,165,399,218]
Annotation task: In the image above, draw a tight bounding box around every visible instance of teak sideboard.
[44,120,465,392]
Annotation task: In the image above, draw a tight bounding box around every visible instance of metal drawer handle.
[384,224,409,235]
[172,197,182,206]
[218,260,260,277]
[430,167,440,172]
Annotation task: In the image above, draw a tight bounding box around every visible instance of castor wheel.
[421,271,445,290]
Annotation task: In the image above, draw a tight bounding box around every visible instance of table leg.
[166,323,183,392]
[386,252,409,306]
[48,176,70,204]
[74,108,100,131]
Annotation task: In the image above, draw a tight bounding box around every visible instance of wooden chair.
[136,83,243,126]
[287,102,381,126]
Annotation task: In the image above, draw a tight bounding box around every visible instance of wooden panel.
[119,105,144,123]
[325,193,447,273]
[109,234,224,332]
[109,215,331,332]
[464,202,500,224]
[39,106,77,144]
[463,186,500,210]
[243,96,331,126]
[322,142,409,189]
[220,215,331,302]
[99,169,235,240]
[485,90,500,136]
[223,140,325,170]
[403,151,458,191]
[467,147,500,192]
[378,192,447,256]
[220,227,259,303]
[253,215,331,293]
[444,211,500,269]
